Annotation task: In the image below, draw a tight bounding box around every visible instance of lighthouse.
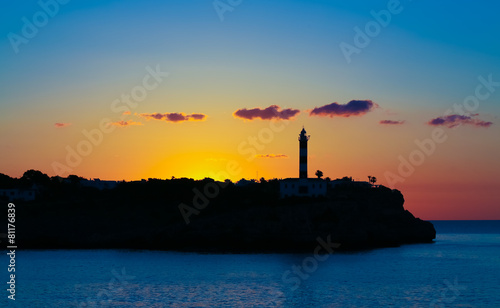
[299,127,309,179]
[280,127,326,198]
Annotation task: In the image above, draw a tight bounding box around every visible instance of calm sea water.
[2,221,500,307]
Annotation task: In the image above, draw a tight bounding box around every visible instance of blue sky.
[1,0,500,219]
[1,0,499,115]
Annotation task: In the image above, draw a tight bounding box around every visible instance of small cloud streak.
[233,105,300,121]
[54,123,71,128]
[310,100,377,118]
[139,112,207,123]
[427,114,493,128]
[380,120,405,125]
[122,111,131,115]
[111,120,143,127]
[189,113,206,121]
[255,154,289,159]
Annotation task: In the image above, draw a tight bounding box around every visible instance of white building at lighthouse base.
[279,178,327,198]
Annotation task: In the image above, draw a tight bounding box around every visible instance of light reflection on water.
[3,227,500,307]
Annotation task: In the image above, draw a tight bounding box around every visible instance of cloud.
[427,114,493,128]
[380,120,405,125]
[54,123,71,128]
[140,113,164,120]
[189,113,206,120]
[233,105,300,121]
[309,100,377,118]
[122,111,131,115]
[255,154,289,159]
[139,112,207,123]
[111,120,143,127]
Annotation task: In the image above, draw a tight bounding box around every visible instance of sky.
[1,0,499,220]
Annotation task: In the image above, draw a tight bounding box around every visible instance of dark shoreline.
[2,179,436,252]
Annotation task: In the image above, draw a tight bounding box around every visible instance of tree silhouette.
[0,173,16,188]
[369,176,377,186]
[21,169,50,186]
[67,175,83,184]
[315,170,323,179]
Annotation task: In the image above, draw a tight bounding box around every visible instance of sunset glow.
[1,0,499,220]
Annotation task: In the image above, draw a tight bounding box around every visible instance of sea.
[2,220,500,307]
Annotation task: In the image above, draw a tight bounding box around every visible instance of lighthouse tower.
[298,127,310,179]
[280,127,326,198]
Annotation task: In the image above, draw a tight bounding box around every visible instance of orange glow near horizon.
[3,116,499,221]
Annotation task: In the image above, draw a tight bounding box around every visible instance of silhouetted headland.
[0,170,436,252]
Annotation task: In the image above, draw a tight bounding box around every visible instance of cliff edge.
[9,179,436,251]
